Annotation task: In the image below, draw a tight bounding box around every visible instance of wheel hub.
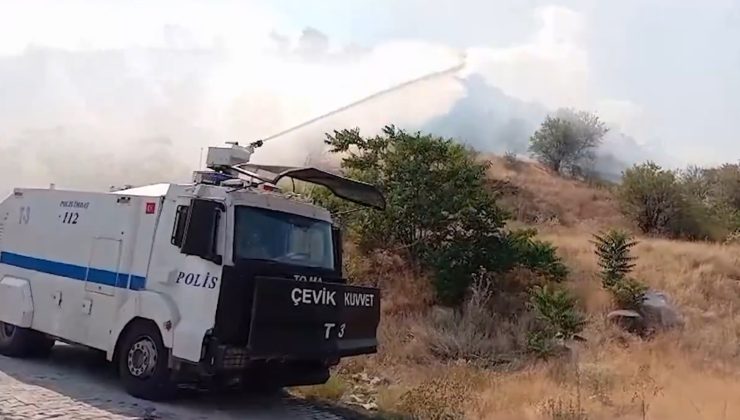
[127,337,158,378]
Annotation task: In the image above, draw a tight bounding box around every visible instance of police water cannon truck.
[0,140,385,400]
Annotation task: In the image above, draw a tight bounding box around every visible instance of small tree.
[528,109,609,175]
[591,229,638,288]
[678,165,711,203]
[706,163,740,208]
[527,284,586,357]
[592,229,646,310]
[617,162,684,235]
[619,161,729,240]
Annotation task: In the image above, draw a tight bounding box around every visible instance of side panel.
[0,190,157,353]
[0,190,120,344]
[0,277,34,327]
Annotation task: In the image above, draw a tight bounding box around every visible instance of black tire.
[0,321,54,358]
[117,320,176,401]
[29,333,55,358]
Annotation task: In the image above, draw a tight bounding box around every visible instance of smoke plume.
[0,4,673,196]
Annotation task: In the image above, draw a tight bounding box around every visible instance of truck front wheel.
[0,321,55,358]
[117,320,176,401]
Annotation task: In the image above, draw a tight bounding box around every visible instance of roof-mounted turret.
[205,140,264,173]
[192,140,385,210]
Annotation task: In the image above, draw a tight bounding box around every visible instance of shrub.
[319,125,568,305]
[591,229,646,310]
[414,272,531,366]
[619,161,733,241]
[617,162,684,235]
[506,228,569,281]
[591,229,637,289]
[701,163,740,233]
[503,150,520,169]
[527,284,587,357]
[529,284,587,341]
[705,163,740,210]
[610,277,648,310]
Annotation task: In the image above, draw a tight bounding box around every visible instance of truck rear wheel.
[117,320,176,401]
[0,321,55,358]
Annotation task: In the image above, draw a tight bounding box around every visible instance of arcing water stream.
[258,55,467,144]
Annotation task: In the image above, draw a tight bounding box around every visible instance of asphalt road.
[0,343,367,420]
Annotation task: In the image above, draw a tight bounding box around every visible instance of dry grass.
[469,337,740,420]
[293,375,349,402]
[461,231,740,420]
[335,157,740,419]
[344,242,435,316]
[543,230,740,369]
[350,231,740,419]
[485,155,628,231]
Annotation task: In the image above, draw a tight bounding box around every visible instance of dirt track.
[0,343,365,420]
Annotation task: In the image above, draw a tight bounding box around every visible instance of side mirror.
[181,199,224,265]
[332,225,343,277]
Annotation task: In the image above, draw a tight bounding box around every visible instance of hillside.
[296,155,740,420]
[485,155,627,230]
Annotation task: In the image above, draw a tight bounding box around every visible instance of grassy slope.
[299,157,740,420]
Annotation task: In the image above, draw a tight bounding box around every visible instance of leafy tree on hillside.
[315,125,567,304]
[705,163,740,211]
[678,165,711,203]
[528,109,609,175]
[618,162,684,235]
[682,163,740,236]
[618,161,729,240]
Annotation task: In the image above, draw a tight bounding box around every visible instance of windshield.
[233,206,335,270]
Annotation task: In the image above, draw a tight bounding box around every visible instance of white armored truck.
[0,141,384,400]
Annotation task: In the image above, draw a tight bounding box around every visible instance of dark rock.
[607,289,684,336]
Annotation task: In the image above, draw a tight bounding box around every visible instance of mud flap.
[245,277,380,359]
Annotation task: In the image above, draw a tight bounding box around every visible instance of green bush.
[591,229,637,289]
[705,163,740,210]
[618,161,737,241]
[610,277,648,310]
[318,125,568,305]
[702,163,740,233]
[527,284,587,357]
[591,229,646,310]
[617,162,684,235]
[506,228,569,281]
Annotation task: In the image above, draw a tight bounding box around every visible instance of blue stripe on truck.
[0,251,146,291]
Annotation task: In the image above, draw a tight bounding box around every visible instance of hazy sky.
[0,0,738,193]
[264,0,740,166]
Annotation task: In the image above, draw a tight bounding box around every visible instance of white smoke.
[0,25,464,195]
[0,2,674,197]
